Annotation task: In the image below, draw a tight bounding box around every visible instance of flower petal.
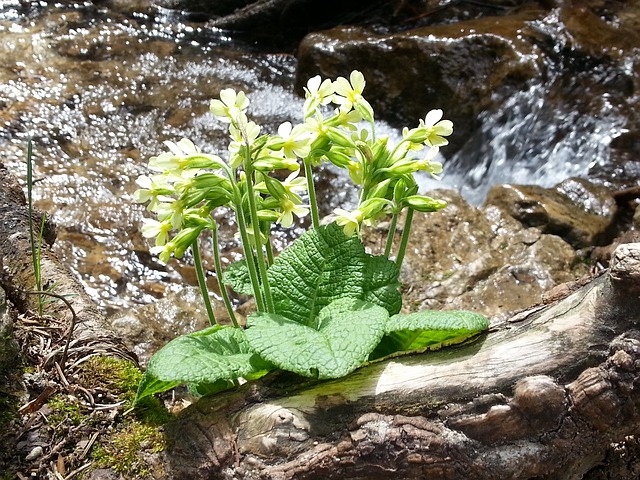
[424,109,444,127]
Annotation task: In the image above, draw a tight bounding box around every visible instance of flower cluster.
[133,70,453,289]
[297,70,452,236]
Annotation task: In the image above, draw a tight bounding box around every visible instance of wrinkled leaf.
[268,223,400,325]
[246,298,387,379]
[135,325,272,403]
[362,254,401,315]
[222,259,254,295]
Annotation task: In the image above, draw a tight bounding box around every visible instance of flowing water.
[440,9,639,205]
[1,2,637,315]
[0,2,310,314]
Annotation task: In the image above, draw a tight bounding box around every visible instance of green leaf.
[362,254,402,315]
[371,310,489,359]
[135,325,272,403]
[267,223,400,325]
[222,259,254,295]
[187,379,236,397]
[246,298,388,379]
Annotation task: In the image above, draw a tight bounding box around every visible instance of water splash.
[441,81,627,205]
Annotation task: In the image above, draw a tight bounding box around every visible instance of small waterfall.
[440,80,628,205]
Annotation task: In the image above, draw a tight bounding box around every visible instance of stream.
[1,1,638,316]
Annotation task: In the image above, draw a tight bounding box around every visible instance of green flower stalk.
[210,220,238,327]
[191,238,217,327]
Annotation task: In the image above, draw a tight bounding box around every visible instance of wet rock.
[296,10,545,153]
[153,0,255,17]
[387,188,588,319]
[296,4,640,188]
[109,286,238,365]
[484,181,616,248]
[603,131,640,187]
[555,177,618,218]
[591,230,640,270]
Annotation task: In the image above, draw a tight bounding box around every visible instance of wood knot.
[609,242,640,292]
[448,376,566,444]
[512,375,566,418]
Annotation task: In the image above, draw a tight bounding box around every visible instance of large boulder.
[484,178,617,248]
[295,4,640,182]
[297,9,545,153]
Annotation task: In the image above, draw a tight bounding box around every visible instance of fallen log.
[164,242,640,480]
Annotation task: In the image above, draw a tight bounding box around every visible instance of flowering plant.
[133,71,488,403]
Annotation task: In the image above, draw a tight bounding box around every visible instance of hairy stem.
[232,185,265,313]
[395,208,414,269]
[264,224,275,267]
[304,160,320,229]
[192,239,218,326]
[211,220,238,327]
[244,168,274,313]
[384,212,399,258]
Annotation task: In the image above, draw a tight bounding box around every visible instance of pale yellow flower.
[334,208,363,237]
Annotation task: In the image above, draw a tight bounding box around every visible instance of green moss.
[48,394,85,426]
[77,356,171,476]
[92,423,166,476]
[80,356,142,396]
[78,356,171,425]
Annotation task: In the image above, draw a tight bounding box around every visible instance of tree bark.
[164,243,640,480]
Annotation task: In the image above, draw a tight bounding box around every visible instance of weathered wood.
[164,243,640,480]
[0,163,135,364]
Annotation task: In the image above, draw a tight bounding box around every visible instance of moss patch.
[74,356,171,476]
[92,422,166,476]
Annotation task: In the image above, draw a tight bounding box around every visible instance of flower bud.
[173,226,205,258]
[325,127,355,148]
[355,141,373,163]
[183,154,227,170]
[386,160,418,176]
[367,178,392,201]
[355,99,374,124]
[257,209,280,222]
[403,195,447,212]
[324,149,352,168]
[263,176,287,201]
[191,173,231,190]
[359,197,389,218]
[253,156,299,172]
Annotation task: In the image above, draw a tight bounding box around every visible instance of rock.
[88,468,124,480]
[591,231,640,269]
[153,0,253,16]
[295,4,640,191]
[296,10,545,153]
[484,181,615,248]
[373,188,589,320]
